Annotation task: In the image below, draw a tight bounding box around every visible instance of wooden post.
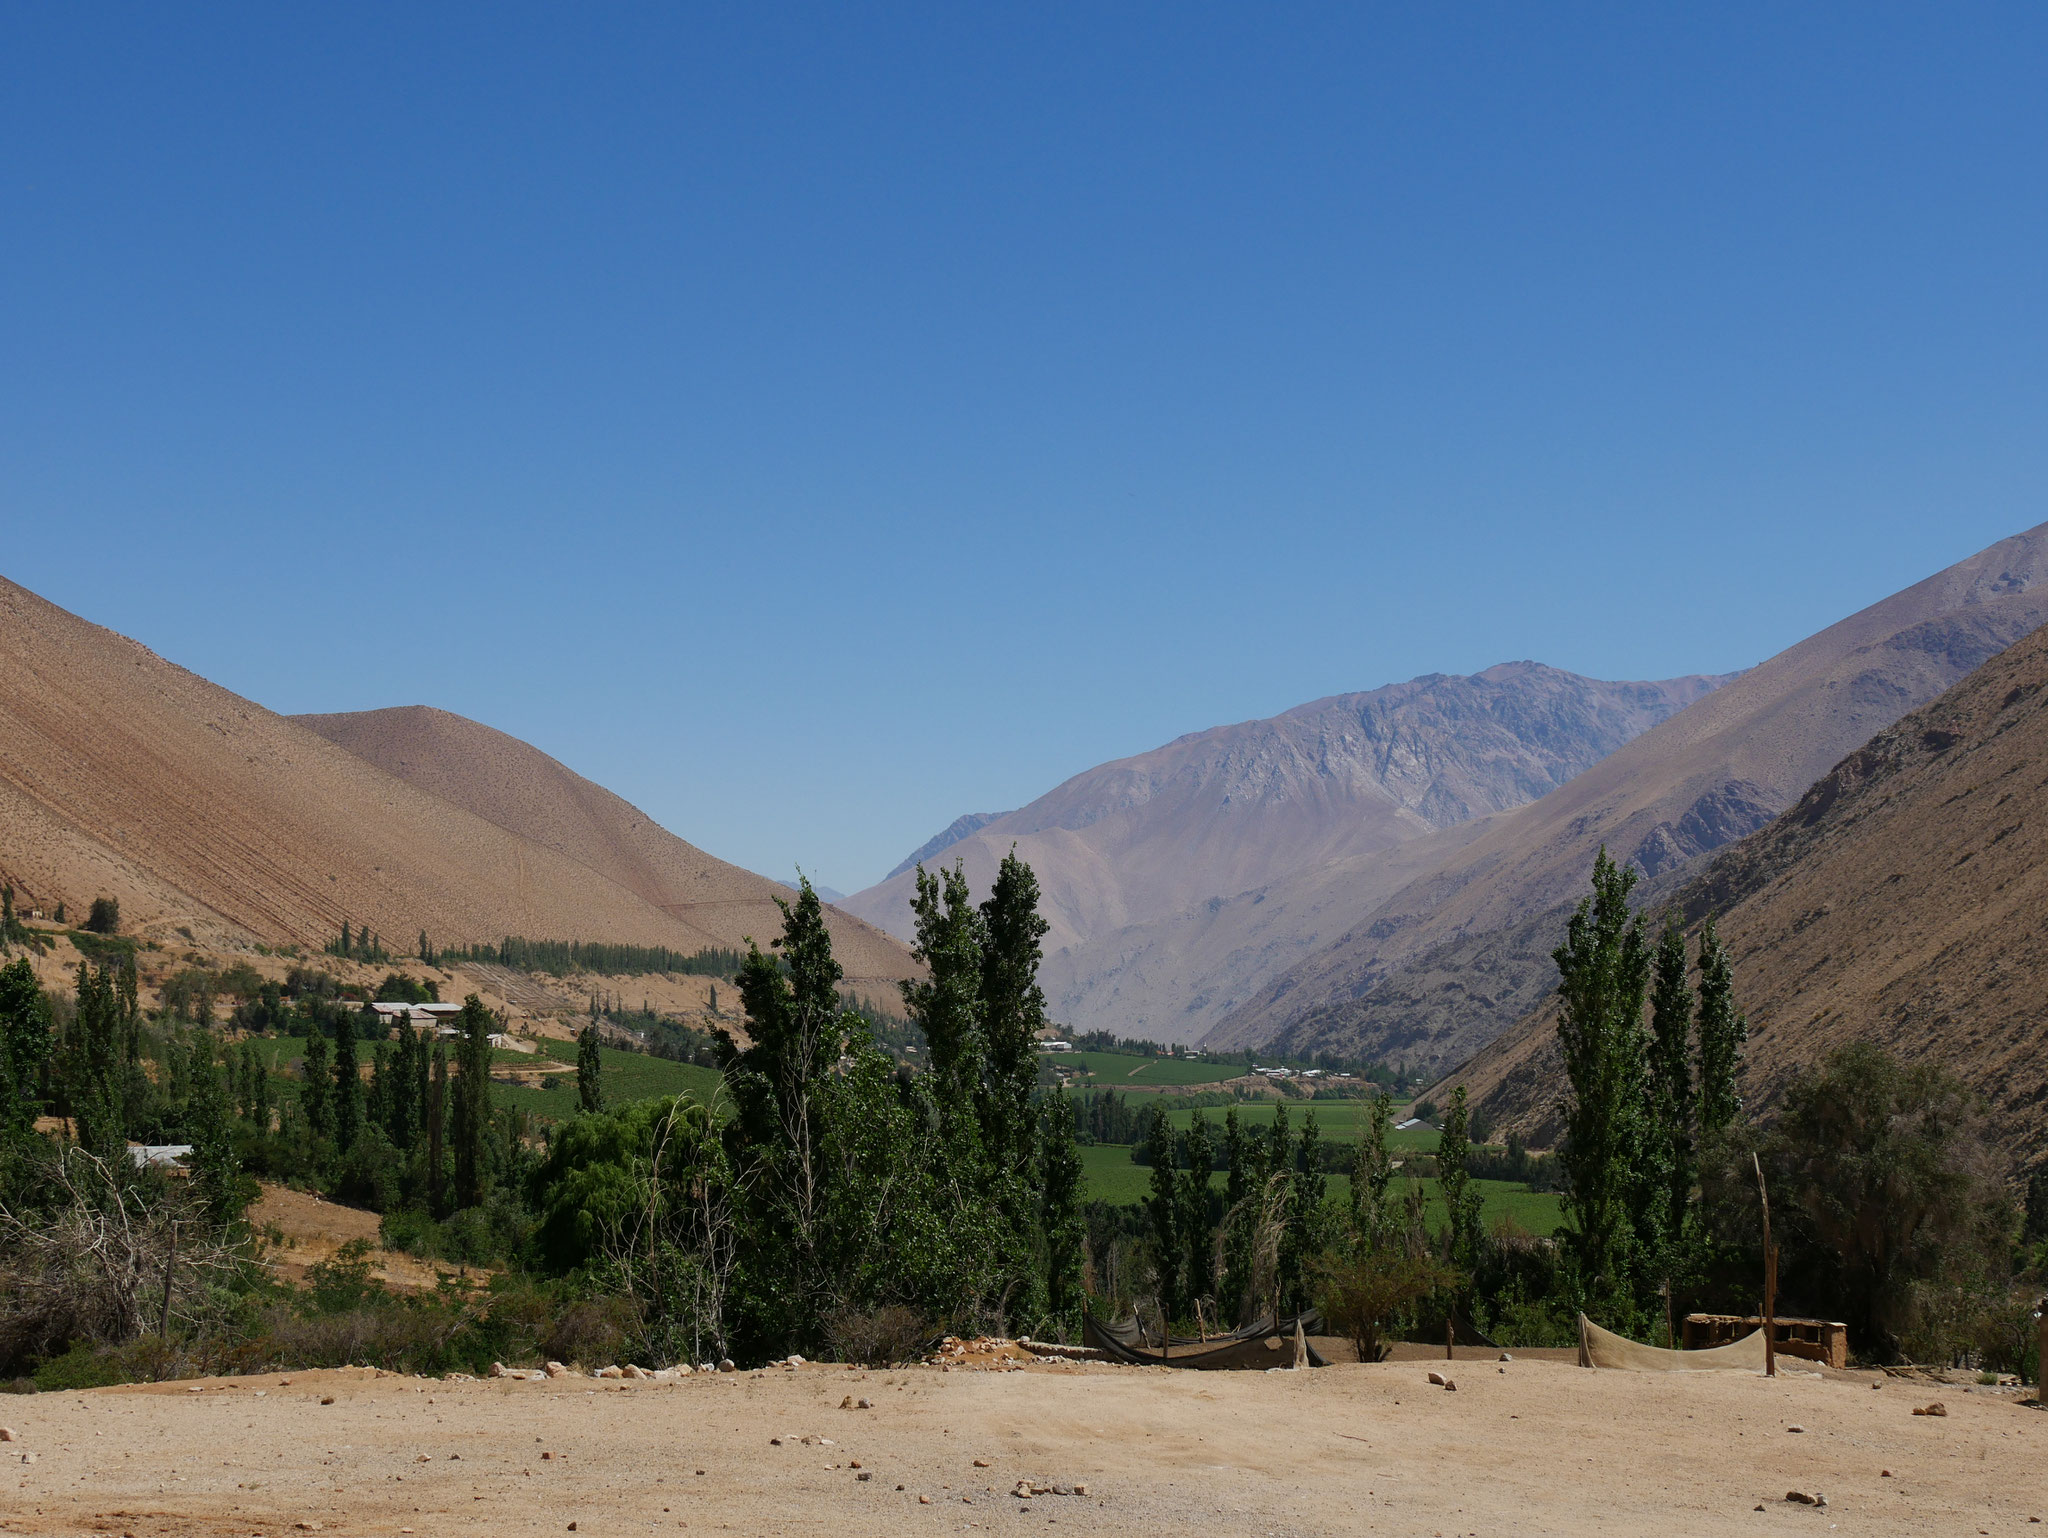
[1754,1153,1776,1378]
[159,1220,179,1336]
[1663,1280,1675,1352]
[1445,1315,1455,1361]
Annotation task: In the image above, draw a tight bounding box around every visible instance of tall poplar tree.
[977,851,1051,1184]
[1694,916,1748,1139]
[1552,848,1652,1312]
[332,1005,363,1155]
[1436,1087,1482,1273]
[300,1031,332,1141]
[1646,915,1696,1249]
[577,1022,604,1113]
[1181,1113,1216,1308]
[451,994,493,1209]
[1038,1093,1085,1323]
[1143,1109,1184,1323]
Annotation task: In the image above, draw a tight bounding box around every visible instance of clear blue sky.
[5,6,2046,894]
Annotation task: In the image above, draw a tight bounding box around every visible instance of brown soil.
[2,1357,2039,1535]
[246,1184,478,1293]
[0,578,915,990]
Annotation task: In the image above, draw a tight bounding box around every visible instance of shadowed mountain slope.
[1451,615,2048,1167]
[845,663,1729,1040]
[1204,522,2048,1074]
[0,577,914,987]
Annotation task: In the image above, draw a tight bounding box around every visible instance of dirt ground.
[1,1355,2040,1537]
[246,1185,480,1293]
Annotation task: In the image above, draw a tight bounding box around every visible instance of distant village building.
[1036,1040,1074,1052]
[370,1001,463,1028]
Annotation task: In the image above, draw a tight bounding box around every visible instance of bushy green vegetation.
[441,937,744,979]
[1057,1050,1245,1085]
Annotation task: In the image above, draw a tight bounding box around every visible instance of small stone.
[0,1428,15,1442]
[695,1470,705,1476]
[490,1362,509,1378]
[718,1359,736,1373]
[974,1458,992,1467]
[1073,1483,1089,1496]
[1913,1402,1948,1417]
[320,1396,335,1406]
[542,1451,555,1460]
[849,1460,862,1469]
[841,1395,855,1409]
[918,1494,931,1504]
[568,1524,578,1532]
[294,1525,323,1533]
[1014,1482,1033,1499]
[1881,1470,1892,1477]
[19,1451,36,1464]
[1442,1379,1456,1392]
[1786,1424,1805,1434]
[856,1471,872,1481]
[187,1386,204,1393]
[1498,1352,1513,1362]
[769,1437,784,1446]
[1427,1370,1447,1386]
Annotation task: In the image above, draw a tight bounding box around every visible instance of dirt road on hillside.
[1,1357,2039,1537]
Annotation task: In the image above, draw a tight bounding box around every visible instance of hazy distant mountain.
[0,575,916,989]
[885,812,1012,883]
[1209,521,2048,1076]
[842,663,1731,1038]
[1453,609,2048,1166]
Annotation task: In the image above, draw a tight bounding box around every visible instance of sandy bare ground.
[1,1356,2040,1537]
[247,1186,482,1293]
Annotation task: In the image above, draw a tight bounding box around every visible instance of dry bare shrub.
[545,1296,639,1369]
[0,1150,233,1373]
[825,1304,932,1365]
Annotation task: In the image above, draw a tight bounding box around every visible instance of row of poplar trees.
[1553,849,1748,1328]
[709,858,1084,1361]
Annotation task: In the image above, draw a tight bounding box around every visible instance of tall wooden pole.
[1754,1153,1776,1378]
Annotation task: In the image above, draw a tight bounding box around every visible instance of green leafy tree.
[300,1030,332,1141]
[332,1004,364,1155]
[577,1022,604,1114]
[1646,914,1696,1257]
[1349,1093,1397,1253]
[1281,1108,1326,1312]
[427,1038,448,1213]
[0,958,50,1136]
[1143,1108,1184,1322]
[1436,1087,1482,1274]
[1552,848,1652,1316]
[1694,916,1747,1139]
[1220,1107,1258,1320]
[901,863,985,1110]
[450,994,494,1209]
[187,1040,247,1228]
[1181,1113,1216,1308]
[83,895,121,935]
[1038,1093,1085,1324]
[977,850,1050,1182]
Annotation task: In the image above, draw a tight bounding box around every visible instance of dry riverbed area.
[0,1357,2040,1537]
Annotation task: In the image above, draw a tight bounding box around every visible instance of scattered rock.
[1913,1402,1948,1417]
[973,1457,992,1467]
[490,1362,510,1378]
[857,1397,874,1408]
[542,1451,555,1460]
[596,1365,624,1380]
[856,1471,872,1481]
[1881,1470,1892,1477]
[19,1451,37,1464]
[545,1361,571,1379]
[1785,1491,1827,1507]
[1074,1483,1090,1496]
[294,1524,323,1533]
[622,1364,647,1380]
[1498,1353,1513,1362]
[787,1354,806,1367]
[1786,1424,1805,1434]
[718,1359,736,1373]
[841,1395,855,1409]
[320,1396,336,1406]
[769,1437,785,1446]
[1443,1379,1456,1392]
[187,1386,203,1394]
[1427,1371,1447,1386]
[918,1494,931,1504]
[0,1427,15,1442]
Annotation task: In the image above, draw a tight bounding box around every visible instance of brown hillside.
[844,663,1727,1041]
[1453,618,2048,1167]
[293,705,911,984]
[0,578,914,988]
[1206,521,2048,1073]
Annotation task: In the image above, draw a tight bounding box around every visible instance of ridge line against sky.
[4,5,2046,892]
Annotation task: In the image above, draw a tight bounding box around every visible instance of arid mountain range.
[1204,521,2048,1074]
[849,522,2048,1064]
[1451,611,2048,1165]
[0,579,914,989]
[844,664,1731,1033]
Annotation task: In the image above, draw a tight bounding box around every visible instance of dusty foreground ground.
[1,1358,2041,1538]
